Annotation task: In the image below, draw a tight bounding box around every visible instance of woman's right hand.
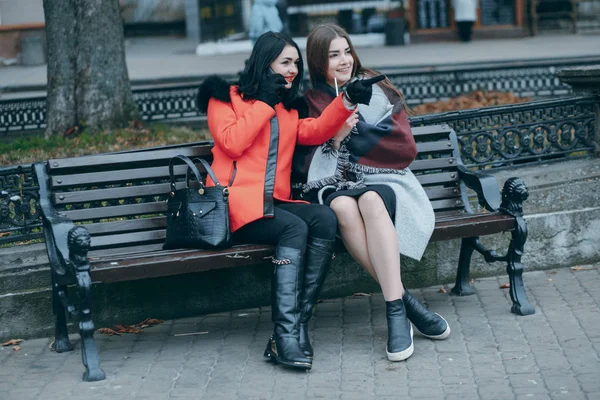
[332,110,358,150]
[256,73,287,108]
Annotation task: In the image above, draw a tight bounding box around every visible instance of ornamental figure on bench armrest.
[500,177,529,217]
[68,225,91,271]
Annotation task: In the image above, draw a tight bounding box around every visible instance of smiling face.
[326,37,354,88]
[269,45,300,89]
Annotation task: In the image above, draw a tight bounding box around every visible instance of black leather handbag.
[163,155,232,250]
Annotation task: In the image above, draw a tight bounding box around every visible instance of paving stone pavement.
[1,266,599,400]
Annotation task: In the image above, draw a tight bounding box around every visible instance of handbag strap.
[188,157,224,187]
[169,155,221,192]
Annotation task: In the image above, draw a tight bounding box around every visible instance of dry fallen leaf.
[571,265,595,271]
[438,287,447,293]
[13,346,21,351]
[352,292,371,297]
[97,328,122,336]
[112,324,142,334]
[2,339,24,346]
[547,271,557,275]
[499,283,510,289]
[135,318,164,328]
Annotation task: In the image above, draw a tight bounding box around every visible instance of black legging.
[233,203,337,251]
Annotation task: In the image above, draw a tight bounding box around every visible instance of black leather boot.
[263,246,312,370]
[403,289,451,340]
[386,298,414,362]
[298,238,335,358]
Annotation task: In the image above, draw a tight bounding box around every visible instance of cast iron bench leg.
[51,274,73,353]
[75,269,105,382]
[452,237,478,296]
[507,216,535,316]
[67,226,105,381]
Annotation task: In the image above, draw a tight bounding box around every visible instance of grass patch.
[1,123,212,166]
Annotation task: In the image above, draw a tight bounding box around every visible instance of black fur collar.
[197,74,309,114]
[197,75,232,113]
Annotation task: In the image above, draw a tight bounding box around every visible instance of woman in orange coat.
[197,32,378,370]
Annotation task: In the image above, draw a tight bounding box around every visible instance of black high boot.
[263,246,312,370]
[386,298,414,362]
[403,289,451,340]
[298,238,336,358]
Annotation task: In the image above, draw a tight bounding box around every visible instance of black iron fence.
[410,95,598,169]
[3,56,600,136]
[1,94,597,245]
[0,164,43,245]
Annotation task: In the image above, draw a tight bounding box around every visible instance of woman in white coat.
[453,0,477,41]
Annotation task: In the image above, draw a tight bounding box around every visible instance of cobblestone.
[1,267,599,399]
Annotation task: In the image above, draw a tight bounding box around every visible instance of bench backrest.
[39,124,468,257]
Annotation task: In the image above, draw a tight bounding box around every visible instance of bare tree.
[43,0,140,136]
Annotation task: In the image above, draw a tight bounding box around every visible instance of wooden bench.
[34,123,534,382]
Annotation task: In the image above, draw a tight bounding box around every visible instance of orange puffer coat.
[205,84,353,232]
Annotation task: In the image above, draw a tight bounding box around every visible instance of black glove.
[344,75,386,105]
[256,73,287,108]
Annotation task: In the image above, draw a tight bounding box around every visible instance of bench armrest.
[457,165,501,212]
[34,162,78,271]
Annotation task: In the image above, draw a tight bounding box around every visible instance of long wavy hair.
[238,31,304,109]
[306,24,410,113]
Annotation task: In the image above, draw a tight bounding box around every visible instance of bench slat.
[424,186,461,200]
[48,145,213,171]
[430,198,464,211]
[53,181,188,204]
[415,172,460,186]
[431,213,515,241]
[434,209,471,221]
[415,140,454,153]
[409,157,457,171]
[91,230,165,249]
[411,124,452,136]
[84,217,166,235]
[89,243,166,259]
[64,202,167,221]
[51,164,209,188]
[90,244,274,283]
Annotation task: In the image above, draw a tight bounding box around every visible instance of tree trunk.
[43,0,140,137]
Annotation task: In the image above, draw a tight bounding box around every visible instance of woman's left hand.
[332,110,358,150]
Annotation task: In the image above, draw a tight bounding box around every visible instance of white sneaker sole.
[416,313,451,340]
[386,325,414,362]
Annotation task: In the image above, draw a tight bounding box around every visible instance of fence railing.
[409,95,598,170]
[3,56,600,137]
[1,94,597,245]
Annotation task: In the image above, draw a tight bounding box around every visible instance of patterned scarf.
[294,79,417,195]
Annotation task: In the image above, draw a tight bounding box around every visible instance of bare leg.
[329,196,379,281]
[357,192,404,301]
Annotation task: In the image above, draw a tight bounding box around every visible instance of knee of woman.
[330,196,356,217]
[358,191,386,216]
[312,206,338,239]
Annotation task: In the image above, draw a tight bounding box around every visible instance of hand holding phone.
[344,75,386,106]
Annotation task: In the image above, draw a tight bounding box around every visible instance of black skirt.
[321,184,396,219]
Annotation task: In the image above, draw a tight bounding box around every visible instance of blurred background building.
[0,0,598,65]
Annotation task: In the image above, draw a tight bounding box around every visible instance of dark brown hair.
[306,23,411,113]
